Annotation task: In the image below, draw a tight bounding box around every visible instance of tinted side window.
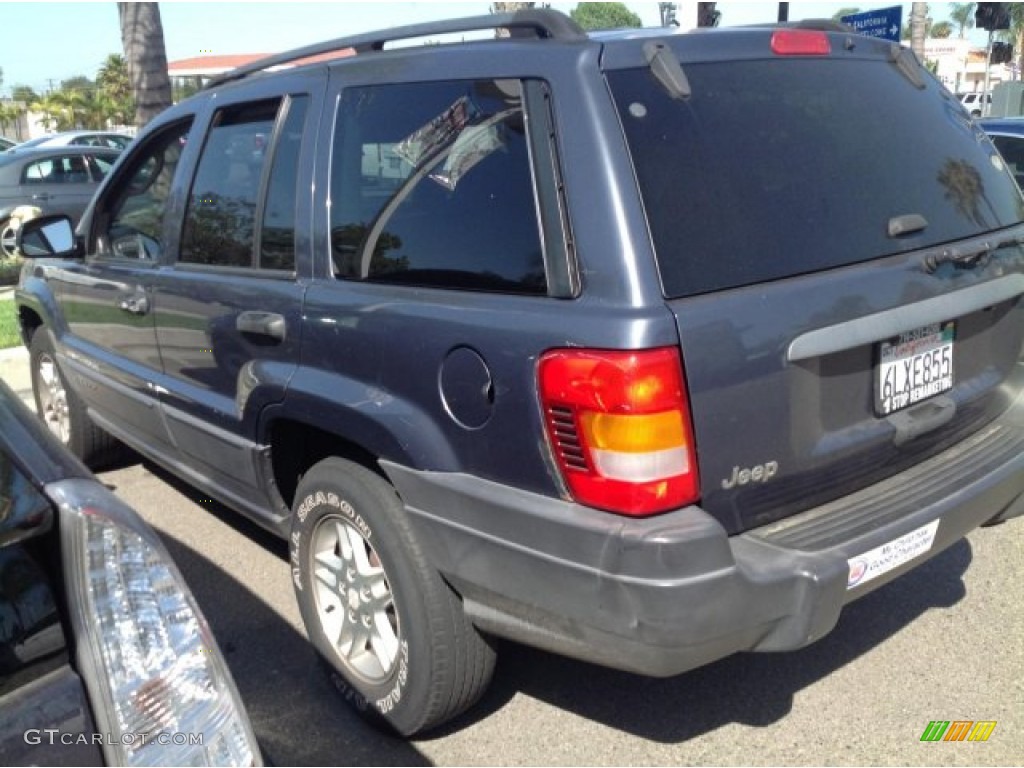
[330,79,546,294]
[89,154,115,181]
[181,99,278,267]
[23,156,90,184]
[22,160,54,183]
[990,135,1024,187]
[104,119,192,260]
[260,96,308,271]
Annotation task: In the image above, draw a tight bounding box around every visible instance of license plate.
[876,322,955,416]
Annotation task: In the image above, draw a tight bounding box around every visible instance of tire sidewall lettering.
[292,491,373,593]
[375,640,409,715]
[296,490,371,539]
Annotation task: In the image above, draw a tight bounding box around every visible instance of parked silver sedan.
[0,146,118,258]
[4,130,133,152]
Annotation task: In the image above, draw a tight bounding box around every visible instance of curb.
[0,344,33,408]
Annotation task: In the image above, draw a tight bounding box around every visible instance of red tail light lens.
[771,30,831,56]
[538,347,700,516]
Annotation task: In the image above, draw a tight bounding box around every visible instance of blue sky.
[0,1,989,96]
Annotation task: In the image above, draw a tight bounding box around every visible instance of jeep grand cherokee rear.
[387,25,1024,721]
[13,13,1024,738]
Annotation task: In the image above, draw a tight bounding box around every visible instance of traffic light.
[976,2,1011,31]
[697,2,720,28]
[991,41,1014,65]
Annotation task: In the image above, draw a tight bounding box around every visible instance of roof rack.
[205,9,586,90]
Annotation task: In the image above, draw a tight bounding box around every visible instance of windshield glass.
[608,59,1024,298]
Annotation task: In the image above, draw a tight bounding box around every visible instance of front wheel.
[290,457,496,735]
[29,329,121,467]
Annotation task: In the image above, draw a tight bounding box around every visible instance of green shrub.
[0,256,23,287]
[0,300,21,349]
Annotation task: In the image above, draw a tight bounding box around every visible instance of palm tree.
[949,2,976,37]
[931,20,954,37]
[910,3,929,61]
[30,94,72,132]
[118,2,172,128]
[0,102,22,139]
[97,53,133,126]
[51,88,91,129]
[490,2,536,37]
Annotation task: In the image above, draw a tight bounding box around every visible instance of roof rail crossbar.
[205,9,586,90]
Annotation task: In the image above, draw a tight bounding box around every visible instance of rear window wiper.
[644,42,691,100]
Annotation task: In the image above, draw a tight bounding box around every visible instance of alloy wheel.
[35,353,70,443]
[0,223,18,260]
[311,514,400,683]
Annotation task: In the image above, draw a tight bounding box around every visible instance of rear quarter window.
[329,79,546,294]
[608,58,1024,298]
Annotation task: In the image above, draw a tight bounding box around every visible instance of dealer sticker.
[847,520,940,589]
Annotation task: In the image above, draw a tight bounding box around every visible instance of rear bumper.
[383,392,1024,677]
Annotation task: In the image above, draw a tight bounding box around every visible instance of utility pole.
[659,2,678,27]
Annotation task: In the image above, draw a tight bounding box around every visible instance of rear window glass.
[608,59,1024,298]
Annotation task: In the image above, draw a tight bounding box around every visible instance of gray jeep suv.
[13,11,1024,736]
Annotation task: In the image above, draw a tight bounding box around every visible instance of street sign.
[840,6,903,42]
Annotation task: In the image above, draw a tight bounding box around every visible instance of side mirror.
[17,215,79,258]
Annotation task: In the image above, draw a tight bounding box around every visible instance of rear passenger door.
[149,73,322,515]
[295,67,579,492]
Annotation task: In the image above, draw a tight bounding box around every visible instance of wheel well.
[17,306,42,346]
[268,418,384,510]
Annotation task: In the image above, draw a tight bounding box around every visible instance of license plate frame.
[875,321,955,417]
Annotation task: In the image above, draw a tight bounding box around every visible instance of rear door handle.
[31,193,51,201]
[236,311,286,341]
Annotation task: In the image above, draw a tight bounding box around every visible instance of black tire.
[29,328,121,467]
[290,457,496,736]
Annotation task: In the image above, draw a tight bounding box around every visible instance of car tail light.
[538,347,700,516]
[771,29,831,56]
[51,479,261,767]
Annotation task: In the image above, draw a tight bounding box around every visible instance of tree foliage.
[949,2,976,38]
[931,19,953,37]
[831,7,861,23]
[97,54,134,125]
[3,55,134,132]
[570,2,641,31]
[11,85,37,103]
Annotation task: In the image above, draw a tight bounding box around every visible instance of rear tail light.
[538,347,700,516]
[52,480,261,767]
[771,29,831,56]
